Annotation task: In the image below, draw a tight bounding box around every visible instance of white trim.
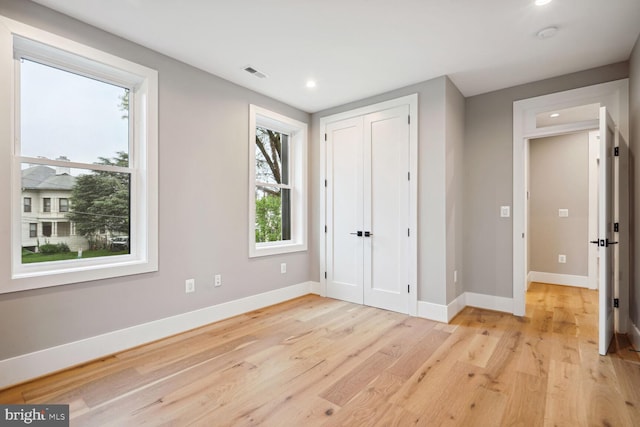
[629,319,640,351]
[512,79,629,316]
[417,300,448,323]
[446,293,467,322]
[248,105,308,258]
[319,94,418,316]
[528,272,590,288]
[1,16,158,292]
[0,282,318,389]
[465,292,514,313]
[417,292,512,323]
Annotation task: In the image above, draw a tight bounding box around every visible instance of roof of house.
[22,165,75,191]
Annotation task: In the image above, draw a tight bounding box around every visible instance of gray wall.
[445,79,465,302]
[310,76,465,306]
[630,33,640,329]
[0,0,312,360]
[529,133,589,277]
[463,62,629,298]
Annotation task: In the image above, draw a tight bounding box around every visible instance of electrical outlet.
[185,279,195,293]
[558,255,566,264]
[500,206,510,218]
[281,263,287,274]
[214,274,222,287]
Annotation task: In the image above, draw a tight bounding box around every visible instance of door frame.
[512,79,629,320]
[319,94,419,316]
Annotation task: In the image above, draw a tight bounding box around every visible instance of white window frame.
[249,105,307,257]
[0,17,158,293]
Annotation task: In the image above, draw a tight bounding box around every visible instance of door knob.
[590,240,600,246]
[606,239,618,247]
[350,231,363,237]
[364,231,373,237]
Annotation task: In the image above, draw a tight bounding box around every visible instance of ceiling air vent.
[243,65,267,79]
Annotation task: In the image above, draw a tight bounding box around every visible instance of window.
[57,222,70,237]
[1,17,158,293]
[23,197,31,212]
[42,222,52,237]
[29,223,37,238]
[249,105,307,257]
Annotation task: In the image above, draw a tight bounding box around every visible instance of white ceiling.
[31,0,640,113]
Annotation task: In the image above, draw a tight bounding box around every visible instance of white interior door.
[598,106,616,356]
[325,105,410,314]
[363,107,410,313]
[326,117,364,304]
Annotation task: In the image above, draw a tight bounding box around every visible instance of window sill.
[250,241,307,258]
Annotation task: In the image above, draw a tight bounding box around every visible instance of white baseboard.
[630,319,640,351]
[417,292,512,323]
[465,292,514,313]
[528,271,589,288]
[0,281,319,389]
[417,300,448,323]
[446,293,466,322]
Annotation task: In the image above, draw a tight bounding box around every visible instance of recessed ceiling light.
[306,80,317,88]
[549,113,560,118]
[536,26,558,39]
[535,0,552,6]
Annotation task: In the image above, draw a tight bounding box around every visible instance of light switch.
[559,209,569,217]
[500,206,510,218]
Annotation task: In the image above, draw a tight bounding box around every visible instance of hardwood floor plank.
[1,284,635,426]
[320,351,395,406]
[611,357,640,425]
[499,371,547,426]
[544,360,586,426]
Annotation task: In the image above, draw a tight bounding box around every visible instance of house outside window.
[23,197,31,212]
[2,17,158,293]
[59,198,69,213]
[42,222,52,237]
[248,105,307,257]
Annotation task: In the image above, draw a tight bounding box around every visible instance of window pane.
[24,197,31,212]
[255,127,288,185]
[21,163,131,264]
[255,186,290,243]
[19,59,129,165]
[59,198,69,212]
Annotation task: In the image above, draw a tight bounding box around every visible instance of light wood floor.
[1,282,639,426]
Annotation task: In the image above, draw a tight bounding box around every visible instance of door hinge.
[408,115,410,125]
[614,146,619,157]
[407,228,410,237]
[324,133,327,141]
[324,225,327,233]
[614,298,619,308]
[614,222,619,232]
[324,179,327,187]
[324,271,327,279]
[408,172,410,181]
[407,284,410,293]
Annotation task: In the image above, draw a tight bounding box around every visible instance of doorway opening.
[513,79,629,355]
[526,129,598,292]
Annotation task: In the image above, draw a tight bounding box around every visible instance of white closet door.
[325,105,410,314]
[326,117,364,304]
[363,105,410,313]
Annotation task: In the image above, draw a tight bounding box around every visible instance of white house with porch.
[21,161,89,252]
